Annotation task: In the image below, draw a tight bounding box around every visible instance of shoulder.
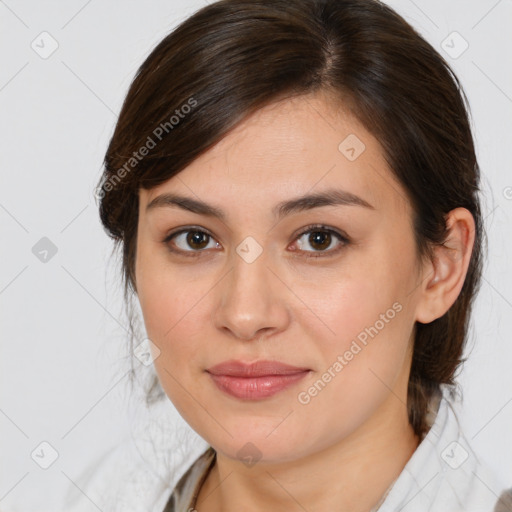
[62,400,210,512]
[379,384,510,512]
[61,437,170,512]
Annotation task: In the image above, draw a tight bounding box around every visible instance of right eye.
[163,227,221,256]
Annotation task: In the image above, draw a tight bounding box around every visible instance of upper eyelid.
[163,225,215,243]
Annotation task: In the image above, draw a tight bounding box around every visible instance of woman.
[66,0,510,510]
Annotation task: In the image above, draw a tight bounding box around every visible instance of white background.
[1,0,511,510]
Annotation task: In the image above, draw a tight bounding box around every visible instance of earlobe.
[415,208,475,324]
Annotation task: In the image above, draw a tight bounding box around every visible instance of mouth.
[205,359,311,400]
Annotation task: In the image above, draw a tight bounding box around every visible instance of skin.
[134,91,475,512]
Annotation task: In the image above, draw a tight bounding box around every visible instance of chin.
[202,422,314,465]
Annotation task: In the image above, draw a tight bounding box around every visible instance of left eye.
[292,226,349,257]
[163,225,349,257]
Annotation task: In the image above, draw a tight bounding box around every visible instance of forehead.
[142,93,410,219]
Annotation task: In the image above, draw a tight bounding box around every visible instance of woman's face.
[135,93,426,463]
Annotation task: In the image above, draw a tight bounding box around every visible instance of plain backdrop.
[1,0,511,510]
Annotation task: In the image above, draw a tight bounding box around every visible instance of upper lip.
[206,359,310,377]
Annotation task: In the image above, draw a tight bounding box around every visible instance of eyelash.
[162,224,350,259]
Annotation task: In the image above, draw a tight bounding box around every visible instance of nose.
[211,250,290,342]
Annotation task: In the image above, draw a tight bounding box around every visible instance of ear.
[415,207,476,324]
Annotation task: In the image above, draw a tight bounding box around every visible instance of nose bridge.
[231,244,269,300]
[213,239,287,340]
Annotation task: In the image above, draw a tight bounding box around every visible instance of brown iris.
[186,230,210,250]
[307,230,332,251]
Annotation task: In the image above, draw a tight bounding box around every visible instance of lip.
[206,359,311,400]
[206,359,310,377]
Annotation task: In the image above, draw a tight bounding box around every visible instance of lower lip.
[207,371,310,400]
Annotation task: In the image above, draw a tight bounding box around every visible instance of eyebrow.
[145,188,375,221]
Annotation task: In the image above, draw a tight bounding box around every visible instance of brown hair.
[98,0,484,439]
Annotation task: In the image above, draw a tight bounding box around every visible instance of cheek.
[313,285,410,392]
[299,263,402,346]
[135,246,215,384]
[136,247,183,360]
[294,292,411,442]
[297,248,414,392]
[136,236,188,332]
[136,260,211,415]
[138,270,206,352]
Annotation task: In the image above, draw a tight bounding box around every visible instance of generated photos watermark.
[297,301,403,405]
[95,97,198,200]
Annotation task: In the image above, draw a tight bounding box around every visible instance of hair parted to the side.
[97,0,485,439]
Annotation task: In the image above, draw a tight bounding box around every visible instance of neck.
[195,393,421,512]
